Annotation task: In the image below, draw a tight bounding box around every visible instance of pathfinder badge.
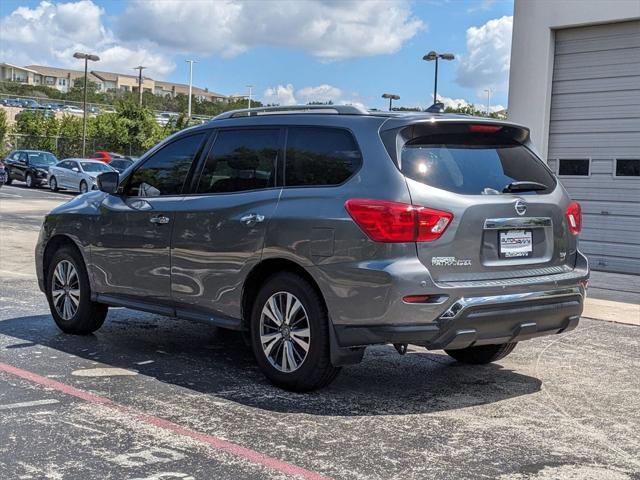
[431,257,472,267]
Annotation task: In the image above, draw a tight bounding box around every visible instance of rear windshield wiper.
[502,181,548,193]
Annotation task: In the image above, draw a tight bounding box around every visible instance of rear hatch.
[383,119,577,283]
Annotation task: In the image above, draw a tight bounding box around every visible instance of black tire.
[445,342,517,365]
[5,173,12,185]
[250,272,341,392]
[49,176,59,192]
[46,245,108,334]
[79,180,88,194]
[25,173,34,188]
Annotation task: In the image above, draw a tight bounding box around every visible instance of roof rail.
[213,104,369,120]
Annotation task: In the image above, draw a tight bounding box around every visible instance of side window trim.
[282,125,363,188]
[124,130,211,198]
[188,126,284,196]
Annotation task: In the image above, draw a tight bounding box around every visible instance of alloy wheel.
[80,182,87,193]
[259,291,310,373]
[51,260,80,320]
[26,174,33,187]
[50,178,57,191]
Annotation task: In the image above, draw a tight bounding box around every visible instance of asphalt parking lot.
[0,184,639,480]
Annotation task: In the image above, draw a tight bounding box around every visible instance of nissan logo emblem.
[515,199,527,216]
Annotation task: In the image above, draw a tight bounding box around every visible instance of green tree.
[114,100,164,154]
[14,111,59,152]
[90,112,132,154]
[65,78,107,104]
[57,114,83,158]
[444,103,501,118]
[0,109,8,155]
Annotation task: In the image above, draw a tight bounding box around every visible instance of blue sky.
[0,0,514,111]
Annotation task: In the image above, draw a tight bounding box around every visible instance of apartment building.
[0,63,89,93]
[154,80,226,103]
[1,62,228,103]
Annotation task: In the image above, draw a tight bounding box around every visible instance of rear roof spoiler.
[379,117,532,166]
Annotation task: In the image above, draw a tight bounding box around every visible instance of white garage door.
[547,20,640,275]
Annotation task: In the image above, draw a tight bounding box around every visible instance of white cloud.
[118,0,424,61]
[437,95,471,110]
[456,15,512,91]
[0,0,175,78]
[263,84,297,106]
[262,84,365,107]
[296,84,343,104]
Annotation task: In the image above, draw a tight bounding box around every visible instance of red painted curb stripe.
[0,362,331,480]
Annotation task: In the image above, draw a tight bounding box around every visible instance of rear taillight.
[566,201,582,235]
[344,199,453,243]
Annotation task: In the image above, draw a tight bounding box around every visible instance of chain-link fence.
[4,133,146,159]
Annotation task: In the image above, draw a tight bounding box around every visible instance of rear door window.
[196,128,279,194]
[284,127,362,187]
[400,135,556,195]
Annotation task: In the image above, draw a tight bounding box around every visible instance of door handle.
[240,213,265,226]
[150,215,170,225]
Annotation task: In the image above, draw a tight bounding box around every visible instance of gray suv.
[36,105,589,391]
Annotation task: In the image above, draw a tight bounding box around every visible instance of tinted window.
[81,162,112,172]
[196,129,278,194]
[127,133,206,197]
[558,159,589,176]
[401,135,556,195]
[285,127,362,187]
[110,159,133,172]
[616,159,640,177]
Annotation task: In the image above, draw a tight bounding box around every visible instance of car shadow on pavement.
[0,311,542,416]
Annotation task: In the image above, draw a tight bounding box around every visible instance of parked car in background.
[155,111,179,127]
[0,159,6,188]
[91,151,126,163]
[19,99,42,109]
[35,105,589,391]
[108,158,134,173]
[62,105,84,114]
[43,102,65,111]
[1,98,23,107]
[4,150,58,188]
[48,159,115,193]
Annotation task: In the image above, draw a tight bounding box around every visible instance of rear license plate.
[499,229,532,258]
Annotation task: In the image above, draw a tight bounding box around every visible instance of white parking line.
[0,191,21,198]
[0,399,60,410]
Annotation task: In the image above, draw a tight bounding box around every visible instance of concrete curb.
[583,297,640,326]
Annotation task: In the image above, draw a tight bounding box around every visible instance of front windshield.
[81,162,112,173]
[28,153,58,166]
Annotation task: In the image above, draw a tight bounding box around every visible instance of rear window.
[400,135,556,195]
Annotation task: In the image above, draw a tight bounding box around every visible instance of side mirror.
[97,171,120,195]
[71,167,79,172]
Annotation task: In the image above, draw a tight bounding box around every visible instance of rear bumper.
[334,285,584,349]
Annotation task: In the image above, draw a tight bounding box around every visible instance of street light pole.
[134,66,147,106]
[422,51,455,105]
[73,52,99,158]
[246,85,254,109]
[382,93,400,111]
[186,60,196,119]
[484,88,492,116]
